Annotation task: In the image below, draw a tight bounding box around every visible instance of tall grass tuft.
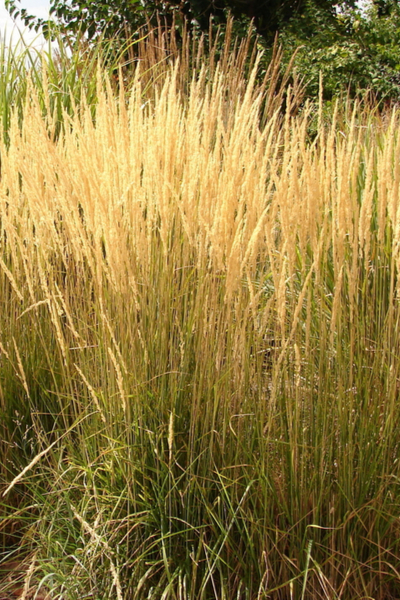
[0,34,399,599]
[0,18,303,147]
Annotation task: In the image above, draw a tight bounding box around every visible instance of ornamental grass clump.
[0,40,399,599]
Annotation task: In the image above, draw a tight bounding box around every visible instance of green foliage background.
[280,0,400,101]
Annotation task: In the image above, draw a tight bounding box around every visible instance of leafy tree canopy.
[280,0,400,101]
[5,0,357,42]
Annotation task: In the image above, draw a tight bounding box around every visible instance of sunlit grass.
[0,25,399,600]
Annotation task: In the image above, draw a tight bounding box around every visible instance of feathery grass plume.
[107,347,127,417]
[74,364,107,424]
[71,505,123,600]
[168,411,174,464]
[12,338,30,400]
[0,257,23,302]
[19,552,37,600]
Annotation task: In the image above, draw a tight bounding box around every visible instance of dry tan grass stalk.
[98,298,127,374]
[48,300,68,363]
[74,364,107,424]
[12,338,30,400]
[0,257,24,302]
[54,283,86,344]
[3,437,61,497]
[71,505,123,600]
[109,560,124,600]
[0,340,11,363]
[107,347,127,416]
[17,300,50,320]
[18,552,37,600]
[2,413,92,497]
[168,411,174,464]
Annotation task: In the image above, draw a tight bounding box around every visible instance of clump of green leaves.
[280,0,400,102]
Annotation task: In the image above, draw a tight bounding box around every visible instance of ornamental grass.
[0,27,399,600]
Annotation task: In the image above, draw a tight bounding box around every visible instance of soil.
[0,557,51,600]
